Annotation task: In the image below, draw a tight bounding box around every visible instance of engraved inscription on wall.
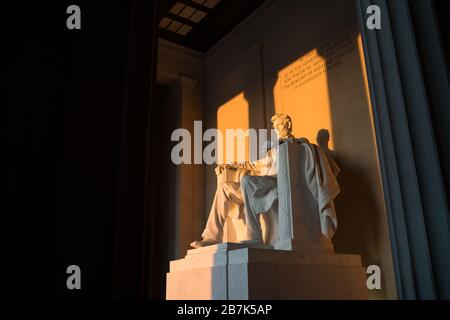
[282,37,356,92]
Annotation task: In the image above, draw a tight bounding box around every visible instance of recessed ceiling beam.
[178,0,212,13]
[166,13,197,28]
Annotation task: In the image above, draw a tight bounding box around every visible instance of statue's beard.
[277,130,293,140]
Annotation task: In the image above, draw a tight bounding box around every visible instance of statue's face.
[273,120,290,139]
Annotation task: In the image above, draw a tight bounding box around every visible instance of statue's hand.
[215,164,231,176]
[224,163,236,170]
[216,161,246,176]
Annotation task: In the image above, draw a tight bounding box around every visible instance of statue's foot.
[190,239,218,249]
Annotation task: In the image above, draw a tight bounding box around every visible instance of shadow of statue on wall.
[316,128,381,266]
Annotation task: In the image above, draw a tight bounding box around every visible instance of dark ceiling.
[157,0,268,53]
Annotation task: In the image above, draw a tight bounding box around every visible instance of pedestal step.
[166,243,368,300]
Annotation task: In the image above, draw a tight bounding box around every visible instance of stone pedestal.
[166,243,368,300]
[166,243,240,300]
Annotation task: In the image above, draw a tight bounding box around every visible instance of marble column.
[356,0,450,299]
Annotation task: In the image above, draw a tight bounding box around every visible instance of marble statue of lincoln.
[191,114,292,248]
[191,114,340,248]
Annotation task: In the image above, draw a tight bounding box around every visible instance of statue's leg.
[260,213,272,245]
[241,176,278,243]
[200,182,242,242]
[241,176,264,242]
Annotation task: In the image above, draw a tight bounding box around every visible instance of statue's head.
[271,114,294,140]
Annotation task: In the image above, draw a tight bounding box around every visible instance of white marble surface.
[276,141,339,253]
[166,244,368,300]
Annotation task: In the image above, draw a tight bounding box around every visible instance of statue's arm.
[233,160,261,174]
[228,150,273,174]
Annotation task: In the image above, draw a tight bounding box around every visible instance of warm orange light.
[274,48,334,149]
[217,93,250,164]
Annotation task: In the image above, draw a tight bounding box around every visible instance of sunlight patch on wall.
[274,48,334,149]
[217,92,249,164]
